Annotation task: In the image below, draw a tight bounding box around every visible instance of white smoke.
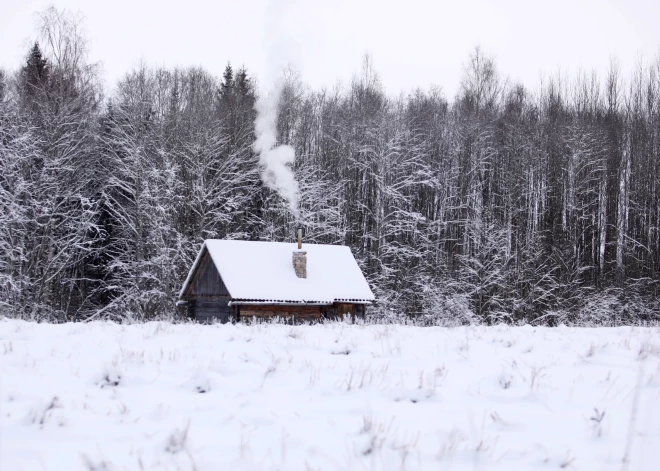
[253,82,299,216]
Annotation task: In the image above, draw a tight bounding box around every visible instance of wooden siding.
[324,303,365,321]
[238,303,366,323]
[191,297,232,323]
[240,304,322,322]
[336,303,355,317]
[184,249,229,298]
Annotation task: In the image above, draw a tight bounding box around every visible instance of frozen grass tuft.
[82,456,114,471]
[165,420,190,454]
[499,371,513,389]
[638,340,660,360]
[589,408,606,438]
[27,396,63,427]
[331,346,351,355]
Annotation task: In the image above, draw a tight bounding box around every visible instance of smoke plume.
[253,83,299,216]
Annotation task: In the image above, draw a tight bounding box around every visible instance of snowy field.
[1,319,659,471]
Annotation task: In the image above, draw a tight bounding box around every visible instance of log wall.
[238,303,366,323]
[240,304,322,322]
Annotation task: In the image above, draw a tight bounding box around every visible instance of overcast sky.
[1,0,659,98]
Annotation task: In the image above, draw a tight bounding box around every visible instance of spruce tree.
[21,42,49,97]
[220,63,234,105]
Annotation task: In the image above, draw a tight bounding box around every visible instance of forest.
[1,8,660,324]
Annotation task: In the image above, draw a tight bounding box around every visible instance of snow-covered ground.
[1,319,659,470]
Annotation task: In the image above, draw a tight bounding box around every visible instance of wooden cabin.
[177,239,375,323]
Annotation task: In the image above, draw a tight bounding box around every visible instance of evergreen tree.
[0,69,7,102]
[21,43,49,91]
[219,62,234,108]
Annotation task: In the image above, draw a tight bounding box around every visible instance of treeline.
[1,8,660,324]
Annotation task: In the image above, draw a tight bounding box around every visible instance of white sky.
[1,0,658,98]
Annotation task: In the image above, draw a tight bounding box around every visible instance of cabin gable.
[182,248,232,322]
[183,248,229,298]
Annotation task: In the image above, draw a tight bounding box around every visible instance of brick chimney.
[292,228,306,278]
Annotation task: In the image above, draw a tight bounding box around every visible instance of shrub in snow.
[331,346,352,355]
[287,327,304,339]
[82,456,114,471]
[366,310,408,325]
[578,292,624,325]
[421,292,475,326]
[526,365,547,391]
[98,367,122,388]
[165,421,190,454]
[499,371,513,389]
[182,372,212,394]
[589,408,606,438]
[358,416,391,456]
[530,309,569,326]
[638,340,660,360]
[27,396,64,427]
[436,428,467,461]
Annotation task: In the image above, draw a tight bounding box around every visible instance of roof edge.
[178,242,208,300]
[230,298,374,305]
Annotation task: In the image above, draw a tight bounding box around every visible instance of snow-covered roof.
[179,240,375,304]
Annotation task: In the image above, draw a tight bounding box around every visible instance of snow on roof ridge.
[178,241,207,299]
